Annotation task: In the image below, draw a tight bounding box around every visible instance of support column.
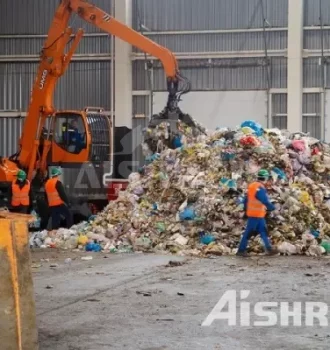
[114,0,133,128]
[287,0,304,132]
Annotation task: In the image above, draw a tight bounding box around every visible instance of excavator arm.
[3,0,194,183]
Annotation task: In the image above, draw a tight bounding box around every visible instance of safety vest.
[246,182,266,218]
[11,180,30,207]
[45,178,64,207]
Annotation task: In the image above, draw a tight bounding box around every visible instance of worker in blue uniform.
[237,169,278,257]
[63,119,85,153]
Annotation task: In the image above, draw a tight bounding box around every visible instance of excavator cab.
[50,107,113,165]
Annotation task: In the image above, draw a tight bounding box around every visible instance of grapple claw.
[144,73,206,154]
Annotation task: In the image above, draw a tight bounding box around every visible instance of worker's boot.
[236,251,250,257]
[266,247,279,256]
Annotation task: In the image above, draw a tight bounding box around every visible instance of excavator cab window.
[53,112,87,154]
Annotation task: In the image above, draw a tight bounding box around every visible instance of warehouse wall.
[132,0,330,140]
[1,0,330,164]
[0,62,112,110]
[325,91,330,143]
[131,0,289,141]
[133,0,289,93]
[153,91,267,130]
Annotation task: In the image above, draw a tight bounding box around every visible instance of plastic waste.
[271,167,286,181]
[310,229,320,238]
[179,207,196,221]
[199,232,215,245]
[29,210,41,229]
[85,241,102,252]
[292,140,306,152]
[155,222,166,233]
[320,241,330,253]
[240,120,264,137]
[78,235,89,246]
[88,215,97,222]
[220,178,237,190]
[173,135,183,149]
[171,233,188,246]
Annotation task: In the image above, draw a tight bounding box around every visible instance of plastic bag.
[29,210,41,229]
[220,178,237,190]
[239,135,261,147]
[85,241,102,252]
[292,140,306,152]
[199,232,215,245]
[271,167,286,181]
[278,242,297,255]
[173,135,183,149]
[179,207,196,221]
[240,120,264,137]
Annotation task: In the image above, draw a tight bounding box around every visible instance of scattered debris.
[81,256,93,261]
[156,318,174,322]
[165,260,185,267]
[136,291,152,297]
[31,264,42,269]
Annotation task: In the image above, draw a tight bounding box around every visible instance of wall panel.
[153,91,267,130]
[325,89,330,142]
[0,0,112,35]
[271,93,287,129]
[304,0,330,26]
[302,116,321,139]
[303,58,323,88]
[0,61,112,111]
[134,31,287,53]
[134,57,287,91]
[304,29,330,50]
[0,116,24,157]
[133,0,288,31]
[0,36,111,56]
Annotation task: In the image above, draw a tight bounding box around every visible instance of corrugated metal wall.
[0,62,112,110]
[0,117,24,157]
[272,93,287,129]
[134,58,287,91]
[134,31,287,53]
[133,0,288,93]
[133,0,288,30]
[304,0,330,26]
[0,0,113,34]
[303,93,321,139]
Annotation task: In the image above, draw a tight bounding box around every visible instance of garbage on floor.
[30,120,330,257]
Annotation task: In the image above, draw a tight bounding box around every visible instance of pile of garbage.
[30,120,330,257]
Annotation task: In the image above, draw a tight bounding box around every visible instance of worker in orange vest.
[9,170,34,214]
[237,169,278,257]
[45,168,73,230]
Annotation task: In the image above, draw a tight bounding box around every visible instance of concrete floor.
[31,251,330,350]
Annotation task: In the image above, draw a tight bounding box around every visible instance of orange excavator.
[0,0,195,223]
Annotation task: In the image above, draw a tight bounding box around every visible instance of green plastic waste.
[320,241,330,253]
[155,222,166,233]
